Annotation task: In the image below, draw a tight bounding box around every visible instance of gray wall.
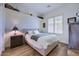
[5,10,40,31]
[17,16,40,29]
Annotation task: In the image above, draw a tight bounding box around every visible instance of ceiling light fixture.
[47,5,51,8]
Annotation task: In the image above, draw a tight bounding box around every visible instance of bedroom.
[0,3,79,56]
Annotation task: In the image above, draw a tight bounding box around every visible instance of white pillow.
[34,30,39,34]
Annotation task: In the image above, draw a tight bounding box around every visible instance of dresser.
[10,35,25,48]
[4,31,25,48]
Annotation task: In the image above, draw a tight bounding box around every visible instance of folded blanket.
[31,33,50,41]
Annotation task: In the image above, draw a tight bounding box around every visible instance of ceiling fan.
[5,3,44,19]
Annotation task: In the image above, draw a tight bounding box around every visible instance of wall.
[5,8,40,31]
[17,16,40,30]
[0,4,5,55]
[44,3,79,44]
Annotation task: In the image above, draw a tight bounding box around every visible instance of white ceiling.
[9,3,64,16]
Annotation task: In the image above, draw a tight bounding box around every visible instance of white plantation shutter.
[55,16,63,34]
[48,18,54,33]
[48,16,63,34]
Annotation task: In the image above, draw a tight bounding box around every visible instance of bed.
[25,31,59,56]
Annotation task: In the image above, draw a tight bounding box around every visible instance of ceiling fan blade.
[5,3,20,12]
[37,16,44,19]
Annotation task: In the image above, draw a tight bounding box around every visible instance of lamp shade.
[12,26,18,30]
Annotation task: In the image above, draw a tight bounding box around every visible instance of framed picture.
[76,12,79,17]
[43,23,45,28]
[68,17,76,23]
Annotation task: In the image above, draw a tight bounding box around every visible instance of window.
[55,16,63,34]
[48,16,63,34]
[48,18,54,33]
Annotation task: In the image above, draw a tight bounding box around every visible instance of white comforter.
[25,34,58,50]
[37,34,58,49]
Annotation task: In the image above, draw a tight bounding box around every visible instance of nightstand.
[10,35,25,48]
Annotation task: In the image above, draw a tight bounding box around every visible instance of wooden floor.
[2,43,67,56]
[2,42,79,56]
[67,49,79,56]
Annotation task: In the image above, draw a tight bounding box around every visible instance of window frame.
[48,15,63,34]
[48,18,54,33]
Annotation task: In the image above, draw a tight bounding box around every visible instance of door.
[69,23,79,49]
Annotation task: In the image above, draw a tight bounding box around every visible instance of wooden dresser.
[10,35,25,48]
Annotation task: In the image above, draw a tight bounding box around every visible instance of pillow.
[34,30,40,34]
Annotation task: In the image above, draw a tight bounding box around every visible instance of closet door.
[69,23,79,49]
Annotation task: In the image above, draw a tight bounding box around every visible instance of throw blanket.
[31,33,52,41]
